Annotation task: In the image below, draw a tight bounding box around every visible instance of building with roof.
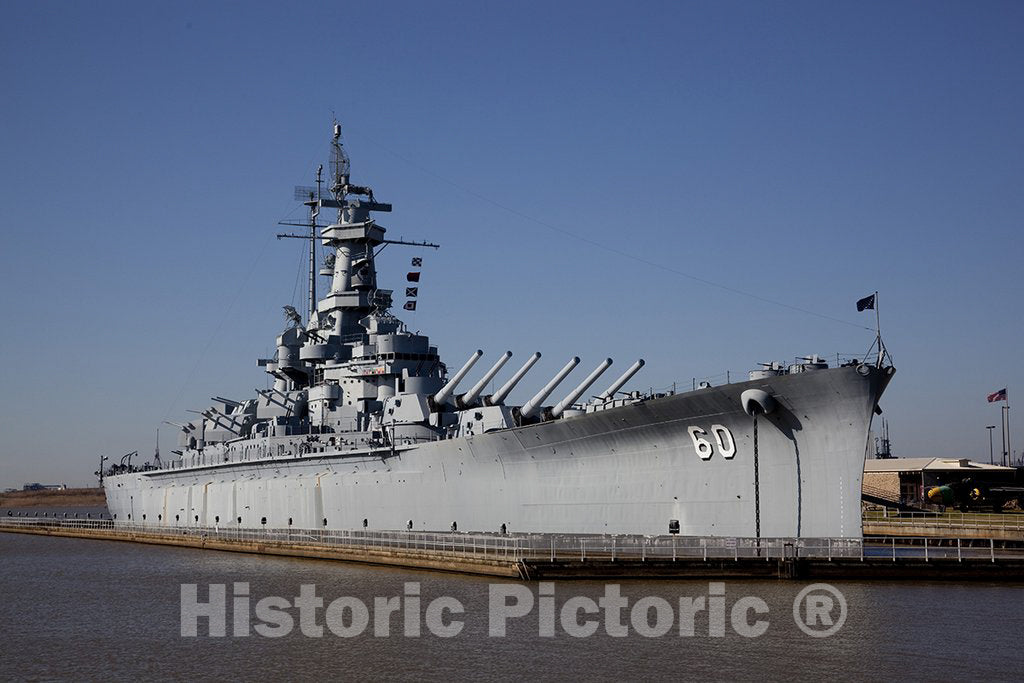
[863,458,1016,507]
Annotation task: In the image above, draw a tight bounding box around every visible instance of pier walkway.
[4,518,1024,580]
[863,510,1024,541]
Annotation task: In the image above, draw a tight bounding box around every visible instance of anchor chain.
[753,411,761,555]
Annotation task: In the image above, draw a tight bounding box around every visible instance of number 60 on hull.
[687,425,736,460]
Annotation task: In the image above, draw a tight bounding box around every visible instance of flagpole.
[874,290,881,367]
[1001,400,1008,467]
[1007,389,1012,466]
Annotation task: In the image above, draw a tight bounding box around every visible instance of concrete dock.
[0,519,524,577]
[4,518,1024,580]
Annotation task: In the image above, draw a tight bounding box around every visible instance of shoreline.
[0,487,107,509]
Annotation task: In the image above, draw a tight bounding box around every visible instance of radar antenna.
[292,164,324,326]
[330,121,350,199]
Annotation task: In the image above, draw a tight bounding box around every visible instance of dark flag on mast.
[856,294,876,312]
[405,257,423,311]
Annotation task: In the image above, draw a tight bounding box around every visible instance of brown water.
[1,532,1022,681]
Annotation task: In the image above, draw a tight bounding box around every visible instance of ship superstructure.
[103,124,894,538]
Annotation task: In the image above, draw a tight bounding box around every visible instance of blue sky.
[1,1,1022,486]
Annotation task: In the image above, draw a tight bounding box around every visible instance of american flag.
[987,388,1008,403]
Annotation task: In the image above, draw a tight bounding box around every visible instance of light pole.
[986,425,997,465]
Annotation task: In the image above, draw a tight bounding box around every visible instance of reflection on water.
[1,532,1023,680]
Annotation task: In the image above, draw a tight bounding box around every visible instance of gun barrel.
[551,358,613,418]
[212,396,242,408]
[521,357,580,419]
[597,359,646,400]
[488,352,542,405]
[460,351,512,407]
[433,350,484,405]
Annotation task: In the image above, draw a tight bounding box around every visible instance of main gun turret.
[457,351,512,408]
[520,357,580,420]
[432,350,483,407]
[486,352,541,406]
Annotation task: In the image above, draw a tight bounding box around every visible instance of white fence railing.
[863,510,1024,532]
[3,518,1021,563]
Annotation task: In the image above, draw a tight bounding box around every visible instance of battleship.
[103,124,894,539]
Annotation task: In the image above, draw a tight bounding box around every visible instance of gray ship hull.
[104,364,892,538]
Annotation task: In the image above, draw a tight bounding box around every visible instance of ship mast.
[308,165,322,325]
[329,121,350,214]
[301,165,321,325]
